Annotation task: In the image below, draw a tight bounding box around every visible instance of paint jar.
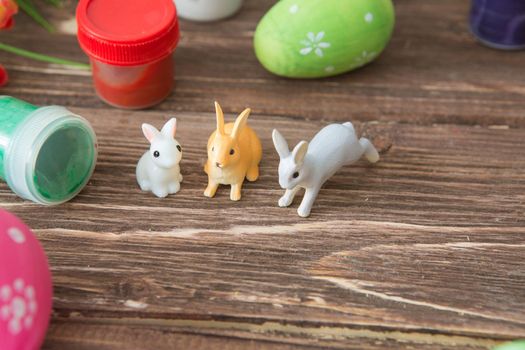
[76,0,180,109]
[0,96,97,205]
[174,0,244,22]
[470,0,525,50]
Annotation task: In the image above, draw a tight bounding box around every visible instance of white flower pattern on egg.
[354,50,377,65]
[300,32,331,57]
[0,278,38,335]
[1,285,11,301]
[289,4,299,14]
[7,227,26,244]
[365,12,374,23]
[13,278,24,292]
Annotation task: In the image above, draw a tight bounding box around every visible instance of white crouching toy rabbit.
[136,118,183,198]
[272,122,379,218]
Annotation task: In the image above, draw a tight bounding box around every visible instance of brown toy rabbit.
[204,102,262,201]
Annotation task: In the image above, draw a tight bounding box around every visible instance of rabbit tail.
[343,122,379,163]
[359,137,380,163]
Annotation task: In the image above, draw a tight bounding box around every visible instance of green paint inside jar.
[0,96,97,205]
[33,123,96,201]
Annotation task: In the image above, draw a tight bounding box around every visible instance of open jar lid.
[76,0,180,66]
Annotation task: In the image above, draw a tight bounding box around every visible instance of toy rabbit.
[272,122,379,218]
[136,118,183,198]
[204,102,262,201]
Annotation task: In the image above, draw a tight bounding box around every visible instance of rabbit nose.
[216,162,222,168]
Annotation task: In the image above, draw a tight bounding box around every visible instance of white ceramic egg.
[174,0,244,22]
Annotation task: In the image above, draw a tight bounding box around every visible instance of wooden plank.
[1,0,525,126]
[3,108,524,228]
[0,108,522,349]
[42,319,503,350]
[43,321,314,350]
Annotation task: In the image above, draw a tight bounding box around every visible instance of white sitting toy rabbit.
[272,122,379,218]
[136,118,183,198]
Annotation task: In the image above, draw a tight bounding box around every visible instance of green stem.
[44,0,62,7]
[16,0,55,33]
[0,42,91,69]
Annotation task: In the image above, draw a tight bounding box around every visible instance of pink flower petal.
[300,47,313,55]
[0,0,18,30]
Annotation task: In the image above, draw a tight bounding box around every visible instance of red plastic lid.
[76,0,179,66]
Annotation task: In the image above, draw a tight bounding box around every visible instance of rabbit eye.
[293,172,299,179]
[212,146,215,152]
[230,149,235,155]
[176,145,182,152]
[153,151,160,158]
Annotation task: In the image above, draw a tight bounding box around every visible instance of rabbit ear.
[292,141,309,164]
[142,123,159,143]
[161,118,177,138]
[231,108,251,140]
[272,129,290,158]
[215,101,225,135]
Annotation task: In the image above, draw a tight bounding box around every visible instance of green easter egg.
[254,0,395,78]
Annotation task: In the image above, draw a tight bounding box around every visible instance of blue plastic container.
[470,0,525,50]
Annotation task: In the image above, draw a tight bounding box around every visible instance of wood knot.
[359,123,394,154]
[115,277,158,299]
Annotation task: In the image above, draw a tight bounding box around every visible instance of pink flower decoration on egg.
[0,209,52,350]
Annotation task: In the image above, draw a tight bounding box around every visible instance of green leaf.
[16,0,56,32]
[0,42,91,70]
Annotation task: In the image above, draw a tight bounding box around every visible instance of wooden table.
[1,0,524,349]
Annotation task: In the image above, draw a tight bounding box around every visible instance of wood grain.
[0,0,524,349]
[2,0,525,127]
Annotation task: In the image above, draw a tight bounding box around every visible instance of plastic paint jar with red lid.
[76,0,180,109]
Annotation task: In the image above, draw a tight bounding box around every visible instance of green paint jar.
[0,96,97,205]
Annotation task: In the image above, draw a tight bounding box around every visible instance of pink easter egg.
[0,209,53,350]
